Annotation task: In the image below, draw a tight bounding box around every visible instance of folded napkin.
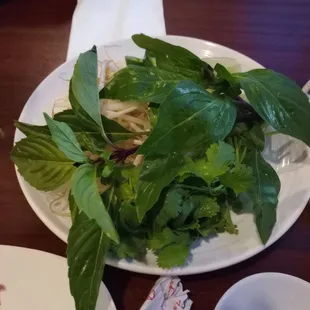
[67,0,166,60]
[140,277,193,310]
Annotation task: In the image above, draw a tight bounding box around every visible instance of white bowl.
[215,273,310,310]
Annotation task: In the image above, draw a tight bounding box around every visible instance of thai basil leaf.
[244,150,280,243]
[240,123,265,151]
[213,63,241,98]
[125,56,144,66]
[11,136,75,191]
[14,120,50,137]
[136,154,185,221]
[70,46,111,143]
[99,65,187,102]
[55,109,135,142]
[71,164,119,243]
[67,211,109,310]
[44,113,87,163]
[234,69,310,147]
[68,192,79,223]
[132,34,214,82]
[138,81,237,155]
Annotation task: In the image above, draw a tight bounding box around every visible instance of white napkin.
[140,277,193,310]
[67,0,166,60]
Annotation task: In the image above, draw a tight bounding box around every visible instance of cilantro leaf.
[148,227,190,251]
[11,136,75,191]
[220,164,254,194]
[193,197,220,219]
[179,141,235,184]
[156,244,190,268]
[136,154,184,222]
[153,188,184,229]
[110,235,147,260]
[221,207,238,234]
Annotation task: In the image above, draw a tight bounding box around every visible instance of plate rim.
[13,35,310,276]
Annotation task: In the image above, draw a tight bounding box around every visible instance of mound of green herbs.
[11,34,310,310]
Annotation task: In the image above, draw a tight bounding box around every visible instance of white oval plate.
[14,36,310,275]
[0,245,116,310]
[215,273,310,310]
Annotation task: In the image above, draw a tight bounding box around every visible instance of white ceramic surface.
[215,273,310,310]
[13,36,310,275]
[0,245,116,310]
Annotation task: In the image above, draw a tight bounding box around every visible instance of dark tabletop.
[1,0,310,309]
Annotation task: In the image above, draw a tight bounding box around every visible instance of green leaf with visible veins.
[11,136,75,191]
[148,227,190,251]
[132,34,214,82]
[111,235,147,260]
[138,81,237,155]
[213,63,241,98]
[156,243,190,268]
[68,192,79,223]
[220,164,254,194]
[14,120,50,137]
[153,188,184,229]
[180,142,235,184]
[44,113,87,163]
[244,150,280,243]
[193,197,220,219]
[234,69,310,147]
[67,211,109,310]
[70,46,111,144]
[71,164,119,243]
[100,65,187,102]
[136,154,185,222]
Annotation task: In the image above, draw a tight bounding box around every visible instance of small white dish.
[0,245,116,310]
[215,273,310,310]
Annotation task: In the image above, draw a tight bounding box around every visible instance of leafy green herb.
[235,69,310,147]
[11,136,75,191]
[70,47,111,144]
[136,154,185,221]
[67,212,109,310]
[132,34,214,82]
[44,113,87,163]
[244,150,281,243]
[153,188,184,229]
[138,81,237,155]
[71,164,119,243]
[157,243,190,268]
[14,120,50,137]
[219,164,254,194]
[69,192,79,223]
[213,63,241,98]
[100,65,187,102]
[193,197,220,219]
